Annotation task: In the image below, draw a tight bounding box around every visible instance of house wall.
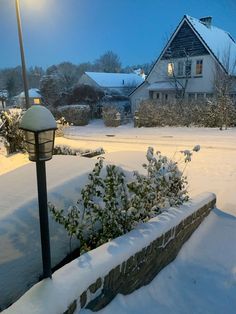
[78,74,100,89]
[148,54,216,93]
[130,82,150,113]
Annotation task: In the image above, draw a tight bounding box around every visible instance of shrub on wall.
[102,105,120,127]
[0,109,25,154]
[59,104,90,126]
[50,145,200,254]
[135,99,236,128]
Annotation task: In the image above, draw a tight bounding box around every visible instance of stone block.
[89,278,102,294]
[63,300,77,314]
[80,292,87,309]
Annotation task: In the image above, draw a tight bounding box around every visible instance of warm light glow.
[167,62,174,76]
[21,0,48,12]
[33,98,41,105]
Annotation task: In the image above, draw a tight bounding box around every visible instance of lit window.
[177,61,184,76]
[196,60,203,75]
[34,98,41,104]
[167,62,174,76]
[185,60,192,76]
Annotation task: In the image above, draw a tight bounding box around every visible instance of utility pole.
[15,0,30,109]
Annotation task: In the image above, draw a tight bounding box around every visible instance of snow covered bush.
[53,144,104,157]
[135,99,236,127]
[102,105,121,127]
[55,117,70,137]
[50,145,200,255]
[59,104,90,126]
[0,109,25,154]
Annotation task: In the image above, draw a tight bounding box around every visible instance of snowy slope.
[0,156,97,309]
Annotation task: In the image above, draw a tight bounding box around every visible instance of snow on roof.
[186,15,236,75]
[147,81,183,91]
[19,88,41,98]
[85,72,144,88]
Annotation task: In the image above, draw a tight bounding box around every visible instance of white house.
[16,88,42,107]
[78,72,144,96]
[130,15,236,112]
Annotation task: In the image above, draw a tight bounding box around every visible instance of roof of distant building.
[19,88,41,98]
[84,72,144,88]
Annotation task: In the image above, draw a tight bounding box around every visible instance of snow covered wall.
[2,193,216,314]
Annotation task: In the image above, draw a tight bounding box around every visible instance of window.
[188,93,196,102]
[196,60,203,75]
[167,62,174,76]
[149,91,154,99]
[33,98,41,105]
[185,60,192,76]
[155,92,160,100]
[206,93,213,99]
[196,93,204,101]
[177,61,184,76]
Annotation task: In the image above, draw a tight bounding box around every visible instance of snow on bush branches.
[0,109,25,154]
[49,146,200,254]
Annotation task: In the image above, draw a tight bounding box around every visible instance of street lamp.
[19,105,57,279]
[15,0,30,109]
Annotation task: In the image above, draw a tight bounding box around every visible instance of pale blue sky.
[0,0,236,69]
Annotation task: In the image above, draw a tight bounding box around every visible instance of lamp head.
[19,105,57,162]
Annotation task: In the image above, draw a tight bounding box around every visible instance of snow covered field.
[1,120,236,313]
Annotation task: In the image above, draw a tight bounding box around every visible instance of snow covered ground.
[80,208,236,314]
[63,120,236,216]
[1,120,236,312]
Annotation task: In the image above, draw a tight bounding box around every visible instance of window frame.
[167,62,174,76]
[196,59,203,76]
[185,60,192,77]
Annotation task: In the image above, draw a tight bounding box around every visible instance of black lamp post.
[19,105,57,279]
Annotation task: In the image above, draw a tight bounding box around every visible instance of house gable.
[162,21,209,59]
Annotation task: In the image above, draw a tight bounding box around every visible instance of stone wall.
[64,195,216,313]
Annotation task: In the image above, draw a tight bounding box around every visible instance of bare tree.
[213,47,236,130]
[94,51,121,73]
[165,47,192,104]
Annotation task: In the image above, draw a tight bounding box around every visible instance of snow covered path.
[80,208,236,314]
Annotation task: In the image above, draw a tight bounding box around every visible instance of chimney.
[199,16,212,28]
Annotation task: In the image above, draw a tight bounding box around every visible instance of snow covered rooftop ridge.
[85,72,144,88]
[186,15,236,75]
[19,88,41,98]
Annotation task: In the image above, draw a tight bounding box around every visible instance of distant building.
[130,15,236,112]
[78,72,144,96]
[16,88,42,107]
